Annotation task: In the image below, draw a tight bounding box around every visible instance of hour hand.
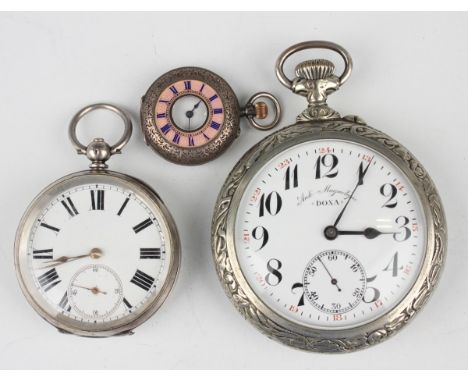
[37,248,103,269]
[324,226,396,240]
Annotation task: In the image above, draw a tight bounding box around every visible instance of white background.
[0,12,466,369]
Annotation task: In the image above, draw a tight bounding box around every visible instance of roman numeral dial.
[153,78,225,149]
[22,181,171,328]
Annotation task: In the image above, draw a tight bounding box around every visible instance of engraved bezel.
[211,120,447,352]
[15,170,181,337]
[141,67,240,165]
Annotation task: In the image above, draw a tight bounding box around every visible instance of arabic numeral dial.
[235,139,426,329]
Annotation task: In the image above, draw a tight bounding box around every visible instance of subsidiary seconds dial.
[303,250,366,315]
[68,264,124,320]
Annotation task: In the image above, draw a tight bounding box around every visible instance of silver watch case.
[140,66,240,165]
[211,119,447,352]
[15,170,181,337]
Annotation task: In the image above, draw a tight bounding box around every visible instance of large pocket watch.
[211,41,447,352]
[140,66,281,165]
[15,104,180,337]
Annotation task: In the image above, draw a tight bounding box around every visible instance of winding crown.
[295,59,335,80]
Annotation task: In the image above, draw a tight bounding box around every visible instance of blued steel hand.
[332,158,374,228]
[192,99,202,110]
[185,100,203,130]
[318,257,341,292]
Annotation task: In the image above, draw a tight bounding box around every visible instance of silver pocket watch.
[212,41,447,352]
[140,66,281,165]
[15,104,180,337]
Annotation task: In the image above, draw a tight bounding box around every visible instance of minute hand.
[37,248,103,270]
[333,158,374,227]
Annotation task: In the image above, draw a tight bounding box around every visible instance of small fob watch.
[15,104,180,337]
[140,67,281,165]
[212,41,447,352]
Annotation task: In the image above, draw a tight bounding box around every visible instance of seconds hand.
[318,257,341,292]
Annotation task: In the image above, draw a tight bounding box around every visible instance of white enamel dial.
[235,139,427,329]
[21,181,173,328]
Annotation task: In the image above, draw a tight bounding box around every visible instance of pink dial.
[155,80,225,148]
